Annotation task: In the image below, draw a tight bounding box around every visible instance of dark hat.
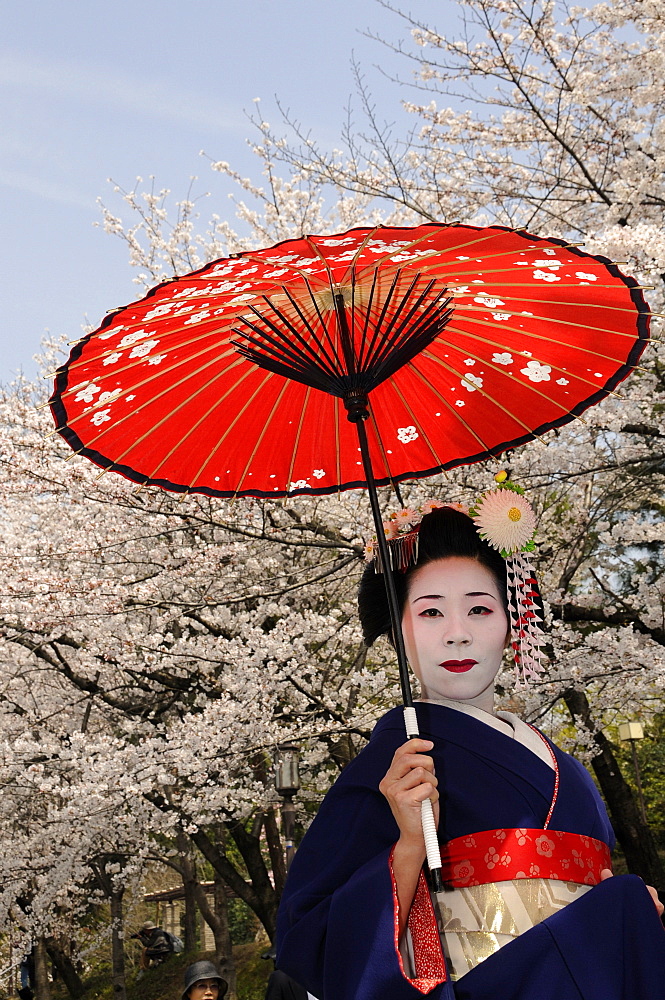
[182,961,228,1000]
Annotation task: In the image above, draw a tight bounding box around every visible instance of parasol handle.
[404,707,444,891]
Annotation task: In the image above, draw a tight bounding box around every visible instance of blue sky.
[2,1,451,386]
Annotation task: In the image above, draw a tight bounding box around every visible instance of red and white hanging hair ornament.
[470,472,544,683]
[364,473,545,683]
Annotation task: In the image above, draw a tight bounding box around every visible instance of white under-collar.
[419,698,554,769]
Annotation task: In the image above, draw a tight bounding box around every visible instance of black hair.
[358,505,507,647]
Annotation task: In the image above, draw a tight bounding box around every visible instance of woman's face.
[401,556,509,713]
[187,980,219,1000]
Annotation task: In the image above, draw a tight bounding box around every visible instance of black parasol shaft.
[353,415,413,708]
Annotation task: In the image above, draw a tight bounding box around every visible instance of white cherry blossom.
[461,373,483,391]
[521,360,552,382]
[74,383,101,403]
[184,310,211,325]
[474,295,505,308]
[119,330,150,348]
[533,269,561,282]
[129,339,159,358]
[99,390,121,404]
[397,425,419,443]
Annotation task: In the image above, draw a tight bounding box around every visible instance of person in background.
[181,960,228,1000]
[132,920,172,968]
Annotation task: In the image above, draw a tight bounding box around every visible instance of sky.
[1,0,453,387]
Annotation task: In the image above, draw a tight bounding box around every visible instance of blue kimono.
[276,703,665,999]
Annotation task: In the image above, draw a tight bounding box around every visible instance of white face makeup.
[401,556,509,713]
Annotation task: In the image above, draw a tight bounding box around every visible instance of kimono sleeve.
[276,728,449,1000]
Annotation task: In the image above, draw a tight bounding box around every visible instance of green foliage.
[50,953,190,1000]
[234,943,273,1000]
[228,898,260,945]
[611,715,665,848]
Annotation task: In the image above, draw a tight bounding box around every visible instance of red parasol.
[50,224,648,501]
[49,222,651,886]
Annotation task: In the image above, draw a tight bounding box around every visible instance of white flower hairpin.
[469,471,537,557]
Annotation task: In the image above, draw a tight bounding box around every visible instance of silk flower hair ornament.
[365,474,544,682]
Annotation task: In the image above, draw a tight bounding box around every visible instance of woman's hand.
[600,868,664,916]
[381,738,439,939]
[379,738,439,850]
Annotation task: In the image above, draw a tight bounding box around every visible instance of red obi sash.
[440,828,612,887]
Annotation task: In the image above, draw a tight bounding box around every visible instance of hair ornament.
[363,500,469,572]
[364,473,545,683]
[470,475,544,682]
[470,483,537,558]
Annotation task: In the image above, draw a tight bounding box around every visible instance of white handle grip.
[403,707,442,873]
[403,705,419,738]
[421,797,442,873]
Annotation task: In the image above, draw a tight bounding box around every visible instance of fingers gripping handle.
[403,707,444,890]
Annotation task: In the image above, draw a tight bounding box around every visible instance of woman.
[275,497,665,999]
[181,961,228,1000]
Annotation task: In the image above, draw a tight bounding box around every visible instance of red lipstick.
[440,659,477,673]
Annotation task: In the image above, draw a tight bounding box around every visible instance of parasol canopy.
[49,223,649,500]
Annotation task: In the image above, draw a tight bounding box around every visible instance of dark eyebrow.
[412,591,496,603]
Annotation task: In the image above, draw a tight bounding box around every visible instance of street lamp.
[618,721,648,825]
[274,743,301,871]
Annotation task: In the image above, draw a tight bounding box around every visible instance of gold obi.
[432,878,592,980]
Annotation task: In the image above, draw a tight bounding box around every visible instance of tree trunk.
[109,888,127,1000]
[263,808,287,897]
[45,938,84,999]
[191,881,237,1000]
[176,832,199,952]
[226,819,279,938]
[214,877,237,999]
[564,687,665,887]
[33,939,51,1000]
[188,823,277,939]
